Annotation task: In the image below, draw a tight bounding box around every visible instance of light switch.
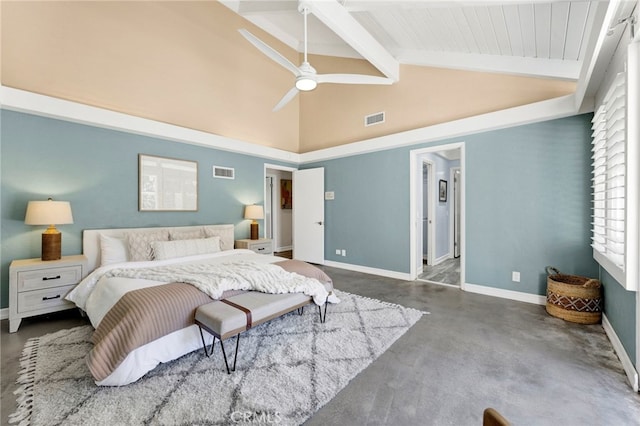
[325,191,335,200]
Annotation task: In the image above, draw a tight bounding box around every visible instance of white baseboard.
[275,245,292,252]
[602,314,639,392]
[323,260,412,281]
[1,308,8,320]
[463,282,547,305]
[433,254,450,266]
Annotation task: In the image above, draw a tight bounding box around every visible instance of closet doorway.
[265,164,296,258]
[410,144,465,287]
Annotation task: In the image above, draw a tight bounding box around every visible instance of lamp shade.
[244,204,264,220]
[25,200,74,225]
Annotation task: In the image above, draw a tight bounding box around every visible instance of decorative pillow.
[151,236,221,260]
[126,230,170,262]
[169,228,204,240]
[203,226,233,251]
[99,234,128,266]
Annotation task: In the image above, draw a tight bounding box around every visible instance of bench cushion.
[195,291,311,340]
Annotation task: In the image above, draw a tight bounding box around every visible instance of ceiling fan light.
[295,77,317,91]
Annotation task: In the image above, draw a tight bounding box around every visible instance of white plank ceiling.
[221,0,612,81]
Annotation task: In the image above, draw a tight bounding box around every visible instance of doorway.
[410,144,465,287]
[265,164,296,258]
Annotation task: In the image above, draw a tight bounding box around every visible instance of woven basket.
[545,267,602,324]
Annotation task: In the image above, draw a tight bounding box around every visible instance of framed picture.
[439,179,447,202]
[139,154,198,211]
[281,179,292,209]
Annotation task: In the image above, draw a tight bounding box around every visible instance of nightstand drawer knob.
[257,247,264,251]
[43,275,61,281]
[42,294,61,301]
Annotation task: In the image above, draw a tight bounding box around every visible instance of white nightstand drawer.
[251,243,272,254]
[17,284,76,314]
[17,266,82,292]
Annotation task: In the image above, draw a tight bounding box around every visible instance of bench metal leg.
[317,294,330,323]
[198,326,215,357]
[219,334,241,374]
[297,306,304,315]
[199,325,242,374]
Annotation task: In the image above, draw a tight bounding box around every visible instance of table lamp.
[244,204,264,240]
[25,198,74,261]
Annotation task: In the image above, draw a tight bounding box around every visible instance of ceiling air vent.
[213,166,235,180]
[364,111,385,127]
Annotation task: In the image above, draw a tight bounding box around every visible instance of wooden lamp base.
[250,222,259,240]
[42,230,62,261]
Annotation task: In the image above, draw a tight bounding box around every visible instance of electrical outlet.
[512,271,521,282]
[341,249,346,256]
[336,249,341,255]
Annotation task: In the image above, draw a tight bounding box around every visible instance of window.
[591,42,639,292]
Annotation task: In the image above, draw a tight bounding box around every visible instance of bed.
[66,224,337,386]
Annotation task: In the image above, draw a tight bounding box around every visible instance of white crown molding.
[0,86,300,164]
[2,86,586,167]
[300,93,582,163]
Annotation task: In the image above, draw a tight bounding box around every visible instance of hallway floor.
[418,257,461,285]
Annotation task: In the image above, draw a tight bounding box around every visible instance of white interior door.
[293,168,324,264]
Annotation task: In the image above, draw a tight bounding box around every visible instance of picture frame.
[139,154,198,211]
[281,179,292,209]
[439,179,448,202]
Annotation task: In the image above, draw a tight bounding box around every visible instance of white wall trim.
[300,94,581,163]
[324,260,412,281]
[0,86,300,164]
[463,282,547,306]
[410,143,466,284]
[433,254,450,266]
[0,308,8,321]
[1,86,585,167]
[602,314,639,392]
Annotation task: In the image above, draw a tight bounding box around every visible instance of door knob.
[316,221,323,225]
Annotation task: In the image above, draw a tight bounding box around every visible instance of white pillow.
[126,230,170,261]
[151,236,221,260]
[99,234,128,266]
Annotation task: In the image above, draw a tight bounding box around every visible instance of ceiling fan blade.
[238,29,300,76]
[316,74,394,85]
[273,87,299,112]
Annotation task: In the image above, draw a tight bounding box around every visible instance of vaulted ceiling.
[222,0,636,107]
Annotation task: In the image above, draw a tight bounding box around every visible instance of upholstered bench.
[195,290,330,373]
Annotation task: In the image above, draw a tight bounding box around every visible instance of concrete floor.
[2,266,639,425]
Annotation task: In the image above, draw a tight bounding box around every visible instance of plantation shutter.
[591,72,626,270]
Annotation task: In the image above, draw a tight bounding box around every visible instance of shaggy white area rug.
[10,290,423,426]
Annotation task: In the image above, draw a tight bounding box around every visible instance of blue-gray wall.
[2,110,635,367]
[0,110,294,308]
[310,112,637,371]
[311,113,599,294]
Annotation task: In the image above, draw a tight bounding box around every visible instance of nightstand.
[235,238,273,255]
[9,254,87,333]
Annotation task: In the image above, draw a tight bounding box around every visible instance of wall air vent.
[213,166,235,180]
[364,111,385,127]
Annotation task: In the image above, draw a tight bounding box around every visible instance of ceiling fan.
[238,4,393,112]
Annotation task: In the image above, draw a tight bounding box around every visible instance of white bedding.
[66,249,325,386]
